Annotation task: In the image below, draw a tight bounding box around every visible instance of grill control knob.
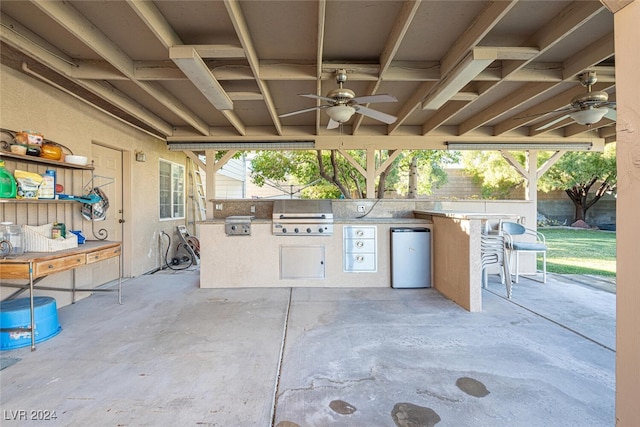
[307,228,312,233]
[294,228,299,233]
[282,228,287,233]
[318,228,324,233]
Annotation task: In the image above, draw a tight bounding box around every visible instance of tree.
[539,143,616,223]
[249,149,458,199]
[461,144,617,222]
[461,150,527,199]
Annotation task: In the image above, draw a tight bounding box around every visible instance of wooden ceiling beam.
[389,1,516,134]
[501,1,605,78]
[32,0,211,135]
[224,0,282,136]
[352,0,422,133]
[0,13,173,136]
[315,0,327,136]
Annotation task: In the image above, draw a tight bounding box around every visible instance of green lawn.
[538,227,616,277]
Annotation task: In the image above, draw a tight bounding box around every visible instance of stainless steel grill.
[272,200,333,236]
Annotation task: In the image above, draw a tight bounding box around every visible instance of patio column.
[205,149,216,219]
[610,0,640,424]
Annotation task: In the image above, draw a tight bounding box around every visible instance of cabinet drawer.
[34,255,85,277]
[344,253,376,272]
[343,226,376,239]
[0,263,31,279]
[344,238,376,253]
[86,246,121,264]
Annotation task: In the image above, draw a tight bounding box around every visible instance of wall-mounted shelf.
[0,151,93,170]
[0,198,80,204]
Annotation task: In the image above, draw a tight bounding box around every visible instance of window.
[159,159,185,219]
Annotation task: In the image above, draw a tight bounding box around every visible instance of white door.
[90,144,123,284]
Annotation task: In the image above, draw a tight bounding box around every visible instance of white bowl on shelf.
[64,155,88,166]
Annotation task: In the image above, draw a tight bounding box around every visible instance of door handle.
[118,219,125,223]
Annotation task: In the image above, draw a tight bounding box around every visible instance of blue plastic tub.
[0,297,62,350]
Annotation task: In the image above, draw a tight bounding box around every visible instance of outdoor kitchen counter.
[199,218,431,291]
[413,210,520,312]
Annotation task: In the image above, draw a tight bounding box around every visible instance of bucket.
[0,297,62,350]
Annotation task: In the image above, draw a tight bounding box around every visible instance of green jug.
[0,160,17,198]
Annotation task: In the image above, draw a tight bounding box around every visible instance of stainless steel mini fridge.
[390,227,431,288]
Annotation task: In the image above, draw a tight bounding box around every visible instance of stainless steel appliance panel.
[390,228,431,288]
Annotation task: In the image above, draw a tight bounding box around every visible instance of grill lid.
[272,200,333,220]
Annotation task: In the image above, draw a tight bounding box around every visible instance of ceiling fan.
[279,69,398,129]
[534,71,616,131]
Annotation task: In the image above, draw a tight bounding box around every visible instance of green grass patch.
[538,227,616,277]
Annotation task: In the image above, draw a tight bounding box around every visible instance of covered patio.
[0,268,615,426]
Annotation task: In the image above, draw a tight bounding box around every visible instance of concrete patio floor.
[0,268,615,426]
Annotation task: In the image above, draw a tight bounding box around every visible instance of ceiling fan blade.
[353,105,397,124]
[535,114,571,131]
[514,106,575,120]
[351,94,398,104]
[327,119,340,130]
[299,93,336,103]
[604,108,617,121]
[279,105,325,118]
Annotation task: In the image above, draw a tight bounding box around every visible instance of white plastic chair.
[501,221,547,283]
[481,232,512,298]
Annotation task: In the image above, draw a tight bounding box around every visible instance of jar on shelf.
[0,222,24,256]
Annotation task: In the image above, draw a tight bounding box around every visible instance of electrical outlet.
[357,205,366,213]
[250,205,256,213]
[215,203,223,210]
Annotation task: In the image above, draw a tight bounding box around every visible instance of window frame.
[159,159,185,220]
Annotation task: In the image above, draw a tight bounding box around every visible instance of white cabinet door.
[280,245,325,279]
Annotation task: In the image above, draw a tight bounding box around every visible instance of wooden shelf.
[0,151,93,170]
[0,198,79,204]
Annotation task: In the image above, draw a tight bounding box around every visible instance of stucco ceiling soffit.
[31,0,211,136]
[224,0,282,136]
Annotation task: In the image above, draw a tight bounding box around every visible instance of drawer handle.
[356,230,364,236]
[48,264,54,269]
[356,256,364,262]
[356,241,364,248]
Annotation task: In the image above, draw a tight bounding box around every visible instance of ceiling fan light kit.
[570,107,608,126]
[530,71,616,131]
[279,69,398,129]
[326,105,356,123]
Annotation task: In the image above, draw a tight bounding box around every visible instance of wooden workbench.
[0,240,122,350]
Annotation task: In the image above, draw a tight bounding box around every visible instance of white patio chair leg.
[514,252,519,283]
[542,251,547,283]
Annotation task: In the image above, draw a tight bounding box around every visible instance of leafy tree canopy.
[249,149,459,199]
[461,143,617,222]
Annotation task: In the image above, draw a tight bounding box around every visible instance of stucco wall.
[0,64,185,288]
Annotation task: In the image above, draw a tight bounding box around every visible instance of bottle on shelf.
[0,160,17,199]
[38,169,56,199]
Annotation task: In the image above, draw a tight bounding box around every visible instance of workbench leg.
[29,262,35,351]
